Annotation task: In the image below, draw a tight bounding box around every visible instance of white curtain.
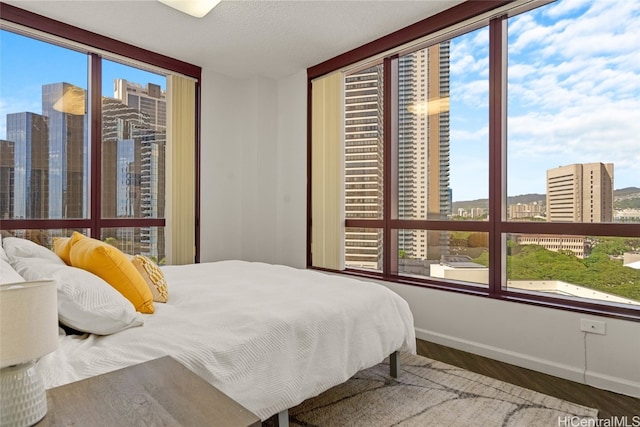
[166,75,196,265]
[311,71,345,270]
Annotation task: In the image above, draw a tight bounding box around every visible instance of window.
[1,32,88,221]
[1,4,200,263]
[309,0,640,320]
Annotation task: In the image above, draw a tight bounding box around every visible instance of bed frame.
[274,351,400,426]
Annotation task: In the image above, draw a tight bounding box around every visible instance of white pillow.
[0,234,9,262]
[10,257,144,335]
[1,258,25,284]
[3,237,64,265]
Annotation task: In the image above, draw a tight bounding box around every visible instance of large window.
[309,0,640,320]
[0,4,200,263]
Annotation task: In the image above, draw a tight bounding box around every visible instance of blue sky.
[1,0,638,202]
[449,0,639,200]
[0,30,165,134]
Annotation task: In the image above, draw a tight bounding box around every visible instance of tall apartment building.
[546,163,613,223]
[42,83,87,219]
[0,139,14,219]
[344,65,384,270]
[106,82,167,259]
[344,42,451,269]
[5,112,49,219]
[114,79,166,131]
[398,42,451,261]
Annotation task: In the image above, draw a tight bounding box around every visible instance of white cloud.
[502,0,640,193]
[452,79,488,110]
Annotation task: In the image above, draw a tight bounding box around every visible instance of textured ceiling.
[3,0,464,79]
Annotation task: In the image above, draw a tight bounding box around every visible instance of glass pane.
[345,227,383,272]
[344,64,384,220]
[5,229,89,250]
[0,30,88,220]
[506,234,640,306]
[100,227,165,264]
[506,0,640,223]
[101,59,166,220]
[398,229,488,286]
[398,27,489,221]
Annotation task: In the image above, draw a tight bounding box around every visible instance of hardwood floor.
[416,339,640,420]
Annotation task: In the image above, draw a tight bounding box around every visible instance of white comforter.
[37,260,416,420]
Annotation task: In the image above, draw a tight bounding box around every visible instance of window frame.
[0,3,202,262]
[307,0,640,321]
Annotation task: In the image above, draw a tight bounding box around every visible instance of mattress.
[37,260,416,420]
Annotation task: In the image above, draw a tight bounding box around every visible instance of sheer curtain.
[311,71,345,270]
[166,74,196,265]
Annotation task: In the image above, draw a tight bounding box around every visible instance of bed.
[0,235,416,422]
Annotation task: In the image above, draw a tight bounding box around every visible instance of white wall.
[200,69,307,267]
[383,281,640,398]
[200,67,640,399]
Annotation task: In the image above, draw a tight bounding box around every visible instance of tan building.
[515,234,587,258]
[546,162,613,223]
[508,202,544,220]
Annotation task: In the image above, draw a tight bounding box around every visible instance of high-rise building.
[0,139,15,219]
[546,163,613,223]
[102,87,166,259]
[398,42,451,261]
[42,83,88,219]
[114,80,166,131]
[344,65,384,270]
[6,112,49,219]
[344,41,451,270]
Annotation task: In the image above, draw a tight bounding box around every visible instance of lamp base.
[0,362,48,427]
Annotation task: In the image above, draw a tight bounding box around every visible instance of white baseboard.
[415,327,640,399]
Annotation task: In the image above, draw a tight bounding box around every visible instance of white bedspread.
[37,260,415,420]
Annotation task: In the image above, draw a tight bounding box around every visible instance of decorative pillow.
[1,258,25,284]
[10,257,143,335]
[3,237,65,265]
[53,237,72,265]
[53,232,87,265]
[131,255,169,303]
[69,236,154,314]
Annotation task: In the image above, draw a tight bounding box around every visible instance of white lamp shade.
[0,280,58,368]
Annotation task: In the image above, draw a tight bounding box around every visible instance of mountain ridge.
[452,187,640,211]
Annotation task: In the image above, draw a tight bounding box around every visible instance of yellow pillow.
[69,237,154,314]
[54,232,87,266]
[53,237,72,265]
[131,255,169,303]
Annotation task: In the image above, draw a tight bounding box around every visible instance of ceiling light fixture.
[158,0,221,18]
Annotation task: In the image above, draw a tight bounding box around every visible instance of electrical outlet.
[580,319,606,335]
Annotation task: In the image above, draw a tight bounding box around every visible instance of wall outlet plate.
[580,319,606,335]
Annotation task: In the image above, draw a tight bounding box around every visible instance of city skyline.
[0,78,167,259]
[1,0,639,203]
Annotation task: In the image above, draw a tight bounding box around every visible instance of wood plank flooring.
[416,339,640,420]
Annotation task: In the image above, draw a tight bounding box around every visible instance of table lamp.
[0,280,58,427]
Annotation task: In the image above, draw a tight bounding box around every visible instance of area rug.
[265,352,598,427]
